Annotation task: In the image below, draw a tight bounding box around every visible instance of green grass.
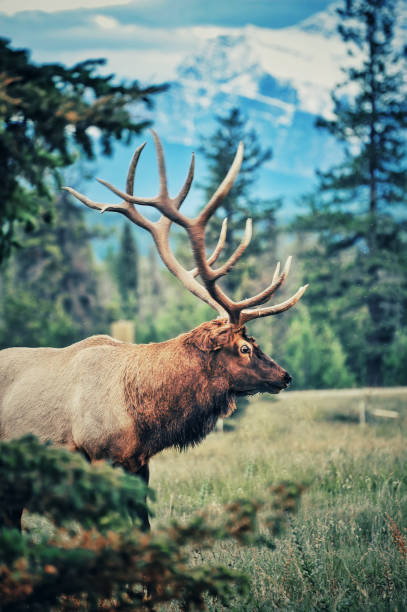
[150,388,407,611]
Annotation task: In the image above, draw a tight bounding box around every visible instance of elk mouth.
[263,380,290,394]
[266,384,286,394]
[234,381,288,397]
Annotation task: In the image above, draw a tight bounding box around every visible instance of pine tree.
[0,191,110,348]
[116,224,139,318]
[198,108,280,295]
[284,307,355,389]
[295,0,407,386]
[0,37,166,263]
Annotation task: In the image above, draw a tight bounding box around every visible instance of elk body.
[0,133,307,530]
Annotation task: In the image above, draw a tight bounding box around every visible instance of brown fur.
[0,319,291,529]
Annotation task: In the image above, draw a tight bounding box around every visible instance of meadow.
[150,388,407,611]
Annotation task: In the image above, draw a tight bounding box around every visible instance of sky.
[1,0,404,243]
[0,0,334,82]
[0,0,353,222]
[0,0,344,219]
[0,0,332,25]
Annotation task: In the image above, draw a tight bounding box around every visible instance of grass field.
[150,388,407,611]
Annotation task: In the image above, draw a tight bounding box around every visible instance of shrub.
[0,436,302,610]
[284,306,355,389]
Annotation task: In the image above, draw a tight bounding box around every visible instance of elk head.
[188,319,291,396]
[217,330,292,396]
[64,131,308,395]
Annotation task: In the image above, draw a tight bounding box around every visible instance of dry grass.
[149,388,407,610]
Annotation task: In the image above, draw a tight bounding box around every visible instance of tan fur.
[0,320,290,474]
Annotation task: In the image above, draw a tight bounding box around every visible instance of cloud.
[93,14,120,29]
[0,0,333,28]
[0,6,230,81]
[0,0,133,15]
[0,0,334,84]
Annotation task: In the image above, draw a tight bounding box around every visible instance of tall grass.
[150,389,407,610]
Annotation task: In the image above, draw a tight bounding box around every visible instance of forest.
[0,0,407,608]
[0,0,406,390]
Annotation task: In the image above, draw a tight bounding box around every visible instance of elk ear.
[211,326,233,351]
[189,321,233,352]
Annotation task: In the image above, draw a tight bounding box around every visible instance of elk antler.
[63,131,308,326]
[63,134,228,318]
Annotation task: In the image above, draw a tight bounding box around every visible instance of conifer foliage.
[0,436,302,611]
[295,0,407,385]
[0,37,165,263]
[116,224,139,318]
[0,191,110,349]
[198,108,280,295]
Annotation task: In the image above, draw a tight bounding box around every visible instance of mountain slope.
[150,13,348,201]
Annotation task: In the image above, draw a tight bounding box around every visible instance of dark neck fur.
[124,327,236,457]
[134,389,235,455]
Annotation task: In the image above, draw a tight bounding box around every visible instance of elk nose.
[283,371,292,386]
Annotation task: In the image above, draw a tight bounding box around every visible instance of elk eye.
[240,344,251,355]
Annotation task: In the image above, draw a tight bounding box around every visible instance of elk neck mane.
[122,320,237,454]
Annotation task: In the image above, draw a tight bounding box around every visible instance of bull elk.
[0,132,308,530]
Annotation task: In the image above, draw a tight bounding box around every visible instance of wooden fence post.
[110,320,135,343]
[359,398,366,426]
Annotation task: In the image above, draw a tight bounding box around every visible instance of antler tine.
[191,218,228,278]
[151,129,169,198]
[210,218,252,279]
[174,153,195,210]
[195,141,244,226]
[62,186,107,213]
[235,256,292,311]
[126,142,146,195]
[95,177,156,206]
[239,284,309,325]
[271,261,281,284]
[62,184,141,220]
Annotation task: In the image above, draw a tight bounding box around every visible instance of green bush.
[383,327,407,386]
[0,435,152,532]
[0,436,302,611]
[284,306,355,389]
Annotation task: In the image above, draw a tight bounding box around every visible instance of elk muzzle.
[265,369,292,393]
[253,351,292,394]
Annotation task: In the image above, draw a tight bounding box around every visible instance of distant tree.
[143,276,214,343]
[283,307,356,389]
[116,224,139,318]
[0,191,111,348]
[199,108,280,295]
[295,0,407,386]
[0,37,166,263]
[382,326,407,385]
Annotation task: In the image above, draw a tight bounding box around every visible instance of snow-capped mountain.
[89,0,405,225]
[148,7,349,204]
[141,0,405,206]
